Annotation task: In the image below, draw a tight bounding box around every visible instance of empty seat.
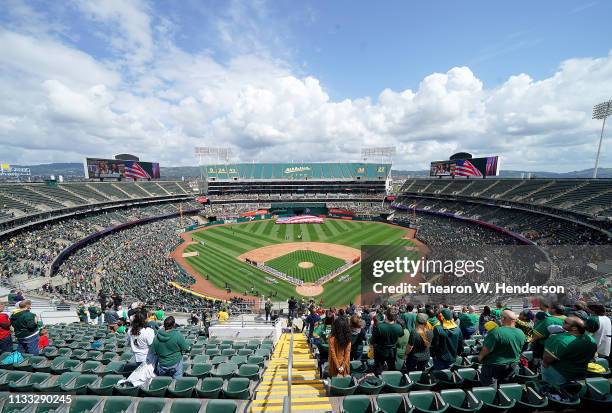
[342,394,374,413]
[408,370,439,390]
[60,373,99,394]
[375,393,411,413]
[100,396,135,413]
[0,370,30,391]
[66,396,102,413]
[185,363,213,378]
[224,377,251,399]
[432,369,464,390]
[168,377,198,398]
[471,386,516,412]
[247,355,265,367]
[439,388,482,412]
[328,375,358,396]
[205,400,237,413]
[211,362,238,380]
[169,399,202,413]
[236,363,260,381]
[135,398,168,413]
[10,372,51,392]
[196,377,224,398]
[34,371,80,393]
[140,376,173,397]
[580,377,612,410]
[498,383,548,412]
[230,355,248,366]
[408,390,448,413]
[381,371,413,393]
[88,374,124,395]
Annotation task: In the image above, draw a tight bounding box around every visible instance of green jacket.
[371,322,404,357]
[10,310,39,339]
[152,328,189,367]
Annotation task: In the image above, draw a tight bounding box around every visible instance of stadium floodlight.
[362,146,396,162]
[592,100,612,178]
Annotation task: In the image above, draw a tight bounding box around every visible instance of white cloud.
[0,2,610,172]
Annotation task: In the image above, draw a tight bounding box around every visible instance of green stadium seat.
[407,390,448,413]
[211,362,238,380]
[66,396,102,413]
[205,400,237,413]
[432,370,464,390]
[51,359,81,375]
[196,377,224,398]
[41,346,58,359]
[233,343,246,350]
[238,349,254,356]
[254,349,271,360]
[100,396,135,413]
[454,368,480,389]
[14,356,46,372]
[236,363,261,381]
[192,355,209,364]
[9,372,51,392]
[72,360,102,374]
[408,370,438,390]
[87,374,124,395]
[224,377,251,399]
[247,355,265,367]
[96,360,126,376]
[230,355,248,366]
[350,360,367,377]
[140,376,173,397]
[221,349,237,357]
[114,380,140,397]
[61,373,99,394]
[341,395,373,413]
[357,375,385,395]
[169,399,202,413]
[381,371,413,393]
[167,376,198,398]
[439,389,482,412]
[0,370,30,391]
[513,365,537,383]
[580,377,612,410]
[328,376,358,396]
[471,386,515,412]
[375,393,411,413]
[98,351,119,365]
[135,398,168,413]
[185,363,213,378]
[210,355,228,366]
[498,383,548,412]
[34,371,80,393]
[205,349,220,357]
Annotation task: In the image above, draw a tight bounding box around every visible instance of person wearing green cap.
[155,310,165,321]
[431,308,463,370]
[542,316,597,386]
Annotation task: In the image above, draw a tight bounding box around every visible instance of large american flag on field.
[454,159,483,177]
[124,161,151,180]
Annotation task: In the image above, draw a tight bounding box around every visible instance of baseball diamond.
[176,218,416,306]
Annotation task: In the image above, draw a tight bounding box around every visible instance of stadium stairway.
[250,332,332,412]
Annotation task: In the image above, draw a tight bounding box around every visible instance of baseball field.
[177,218,417,306]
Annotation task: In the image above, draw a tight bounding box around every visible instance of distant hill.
[4,163,611,179]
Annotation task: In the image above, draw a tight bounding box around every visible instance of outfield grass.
[265,250,346,283]
[184,219,415,306]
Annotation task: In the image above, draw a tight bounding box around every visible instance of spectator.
[104,304,119,331]
[14,291,24,303]
[589,304,611,358]
[128,312,155,363]
[349,314,366,361]
[88,302,100,325]
[98,291,107,311]
[426,307,440,330]
[7,290,16,305]
[395,318,410,369]
[516,309,535,341]
[403,313,433,372]
[459,306,479,339]
[77,302,88,323]
[288,296,297,320]
[152,316,189,379]
[265,298,272,321]
[116,320,127,334]
[314,311,335,361]
[478,310,526,386]
[542,316,597,386]
[328,316,351,377]
[111,292,122,311]
[531,302,565,370]
[217,307,229,324]
[371,309,404,375]
[478,306,494,335]
[305,307,320,339]
[38,327,49,351]
[0,304,12,353]
[10,300,40,355]
[400,304,417,332]
[431,308,464,370]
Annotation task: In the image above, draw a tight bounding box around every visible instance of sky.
[0,0,611,172]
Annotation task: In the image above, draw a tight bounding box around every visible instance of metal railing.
[287,327,294,413]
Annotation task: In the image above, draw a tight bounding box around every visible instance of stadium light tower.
[361,146,396,163]
[195,147,233,180]
[593,100,612,178]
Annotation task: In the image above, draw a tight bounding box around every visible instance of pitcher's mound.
[296,283,324,296]
[298,261,314,269]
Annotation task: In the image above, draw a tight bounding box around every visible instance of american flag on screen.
[454,159,483,177]
[124,162,151,179]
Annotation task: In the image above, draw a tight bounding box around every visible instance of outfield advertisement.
[429,156,499,177]
[84,158,161,180]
